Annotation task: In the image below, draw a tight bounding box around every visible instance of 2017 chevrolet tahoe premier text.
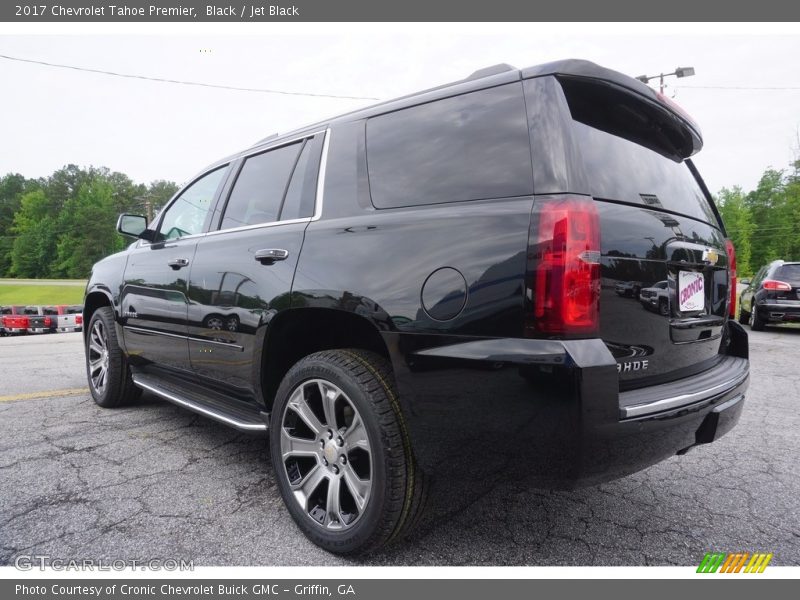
[84,60,750,554]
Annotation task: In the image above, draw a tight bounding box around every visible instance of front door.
[121,165,229,373]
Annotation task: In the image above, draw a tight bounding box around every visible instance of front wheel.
[738,298,751,325]
[270,349,425,555]
[85,307,140,408]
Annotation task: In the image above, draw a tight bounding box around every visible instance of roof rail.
[254,132,279,145]
[465,63,517,81]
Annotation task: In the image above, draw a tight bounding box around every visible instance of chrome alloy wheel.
[280,379,373,530]
[88,319,109,395]
[206,316,224,330]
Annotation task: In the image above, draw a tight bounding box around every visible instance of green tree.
[716,186,754,276]
[0,173,35,276]
[146,180,179,216]
[10,189,58,278]
[53,175,127,278]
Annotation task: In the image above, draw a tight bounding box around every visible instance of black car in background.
[739,260,800,330]
[83,59,749,555]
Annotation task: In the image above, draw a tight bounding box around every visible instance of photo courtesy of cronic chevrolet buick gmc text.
[83,60,750,555]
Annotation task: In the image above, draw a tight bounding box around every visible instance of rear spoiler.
[522,59,703,159]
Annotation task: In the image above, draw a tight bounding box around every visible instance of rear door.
[525,75,730,386]
[187,133,324,395]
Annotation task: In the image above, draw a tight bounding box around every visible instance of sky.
[1,25,799,194]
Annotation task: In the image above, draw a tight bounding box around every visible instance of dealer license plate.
[678,271,705,312]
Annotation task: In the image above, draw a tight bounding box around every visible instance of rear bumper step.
[132,373,268,433]
[619,355,749,419]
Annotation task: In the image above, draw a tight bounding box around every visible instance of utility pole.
[134,194,155,222]
[636,67,696,94]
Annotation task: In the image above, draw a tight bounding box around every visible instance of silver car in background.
[44,304,84,332]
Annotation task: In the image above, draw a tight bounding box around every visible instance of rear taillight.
[528,196,601,337]
[76,314,83,325]
[725,239,737,319]
[44,316,52,327]
[762,279,792,291]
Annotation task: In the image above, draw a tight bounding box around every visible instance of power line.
[0,53,380,101]
[677,85,800,90]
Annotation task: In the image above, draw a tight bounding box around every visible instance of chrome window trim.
[137,127,330,247]
[202,127,330,237]
[204,216,312,237]
[312,127,331,222]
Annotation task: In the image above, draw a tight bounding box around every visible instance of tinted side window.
[366,83,532,208]
[220,142,302,230]
[159,167,227,241]
[280,138,319,221]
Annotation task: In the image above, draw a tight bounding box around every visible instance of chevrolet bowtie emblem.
[702,248,719,265]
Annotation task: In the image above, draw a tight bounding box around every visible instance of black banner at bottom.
[2,579,796,600]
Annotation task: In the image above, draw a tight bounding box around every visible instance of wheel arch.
[260,307,391,411]
[82,289,115,342]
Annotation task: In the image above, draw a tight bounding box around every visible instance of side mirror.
[116,214,152,240]
[740,278,751,286]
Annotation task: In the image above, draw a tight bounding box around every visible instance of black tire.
[750,307,765,331]
[225,315,240,332]
[738,298,751,325]
[270,349,426,555]
[85,307,140,408]
[658,298,670,316]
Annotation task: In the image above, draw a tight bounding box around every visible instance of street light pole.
[636,67,696,94]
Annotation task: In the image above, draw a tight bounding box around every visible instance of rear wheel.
[749,307,765,331]
[85,307,140,408]
[270,349,425,555]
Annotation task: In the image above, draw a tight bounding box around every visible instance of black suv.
[84,59,750,555]
[739,260,800,330]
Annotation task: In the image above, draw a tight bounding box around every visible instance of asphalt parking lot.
[1,328,798,566]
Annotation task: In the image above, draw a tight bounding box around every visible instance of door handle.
[255,248,289,265]
[167,258,190,270]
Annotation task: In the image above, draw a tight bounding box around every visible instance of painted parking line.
[0,388,88,403]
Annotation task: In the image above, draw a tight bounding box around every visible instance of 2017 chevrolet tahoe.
[84,59,750,555]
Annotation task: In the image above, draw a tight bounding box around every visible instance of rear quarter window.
[366,83,533,208]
